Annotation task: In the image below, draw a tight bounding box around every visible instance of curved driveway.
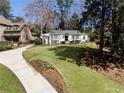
[0,45,57,93]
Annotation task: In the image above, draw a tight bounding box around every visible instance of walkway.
[0,45,57,93]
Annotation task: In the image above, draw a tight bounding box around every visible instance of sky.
[10,0,32,17]
[9,0,84,22]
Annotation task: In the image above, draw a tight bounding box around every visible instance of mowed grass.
[23,43,124,93]
[0,64,26,93]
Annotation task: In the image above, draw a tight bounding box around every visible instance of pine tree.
[0,0,11,18]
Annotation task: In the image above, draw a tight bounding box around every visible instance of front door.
[65,33,69,41]
[65,35,68,41]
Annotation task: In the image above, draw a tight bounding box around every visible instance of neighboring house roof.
[0,16,12,25]
[50,30,84,35]
[0,16,31,31]
[43,30,85,36]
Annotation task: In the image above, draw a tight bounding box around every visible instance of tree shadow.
[48,45,124,71]
[48,45,98,65]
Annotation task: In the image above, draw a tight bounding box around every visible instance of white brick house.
[42,30,89,45]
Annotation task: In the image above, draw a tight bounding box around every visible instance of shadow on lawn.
[49,45,124,71]
[49,46,98,66]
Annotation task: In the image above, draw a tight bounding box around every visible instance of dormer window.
[16,26,19,30]
[13,26,18,30]
[13,27,16,30]
[7,27,11,30]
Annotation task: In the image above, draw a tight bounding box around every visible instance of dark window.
[13,27,17,30]
[65,33,69,41]
[4,36,19,42]
[7,27,11,30]
[65,36,68,41]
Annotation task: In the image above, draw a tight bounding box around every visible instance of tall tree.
[69,13,80,30]
[9,16,25,22]
[0,0,11,18]
[111,0,124,56]
[111,0,120,54]
[14,16,24,22]
[32,24,41,38]
[25,0,54,37]
[56,0,73,29]
[81,0,112,55]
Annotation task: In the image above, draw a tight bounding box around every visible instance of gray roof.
[50,30,83,35]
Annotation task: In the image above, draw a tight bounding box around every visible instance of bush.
[95,40,100,45]
[0,41,12,51]
[70,41,75,44]
[75,40,80,43]
[60,41,65,44]
[42,24,51,33]
[69,40,80,44]
[89,32,99,42]
[33,38,42,45]
[30,40,35,43]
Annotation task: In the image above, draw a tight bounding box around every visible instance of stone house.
[0,16,34,43]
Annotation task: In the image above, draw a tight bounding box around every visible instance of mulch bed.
[0,44,28,52]
[30,60,68,93]
[80,51,124,85]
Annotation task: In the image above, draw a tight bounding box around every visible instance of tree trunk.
[40,24,43,38]
[111,1,120,55]
[99,2,106,55]
[99,27,104,55]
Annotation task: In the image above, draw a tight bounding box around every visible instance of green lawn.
[23,43,124,93]
[0,64,26,93]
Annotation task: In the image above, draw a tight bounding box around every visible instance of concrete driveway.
[0,45,57,93]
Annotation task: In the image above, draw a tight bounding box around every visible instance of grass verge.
[23,43,124,93]
[0,64,26,93]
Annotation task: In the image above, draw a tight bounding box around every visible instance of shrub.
[89,32,99,42]
[95,40,100,45]
[33,38,42,45]
[70,41,75,44]
[42,25,51,33]
[30,40,35,43]
[70,40,81,44]
[75,40,80,43]
[60,41,65,44]
[0,41,12,51]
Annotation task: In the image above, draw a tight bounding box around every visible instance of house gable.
[0,16,34,43]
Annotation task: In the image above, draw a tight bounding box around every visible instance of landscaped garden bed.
[0,41,29,51]
[23,43,124,93]
[0,41,12,51]
[29,60,68,93]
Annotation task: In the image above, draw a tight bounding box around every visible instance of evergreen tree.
[82,0,112,54]
[0,0,11,18]
[69,13,80,30]
[112,0,124,56]
[56,0,73,29]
